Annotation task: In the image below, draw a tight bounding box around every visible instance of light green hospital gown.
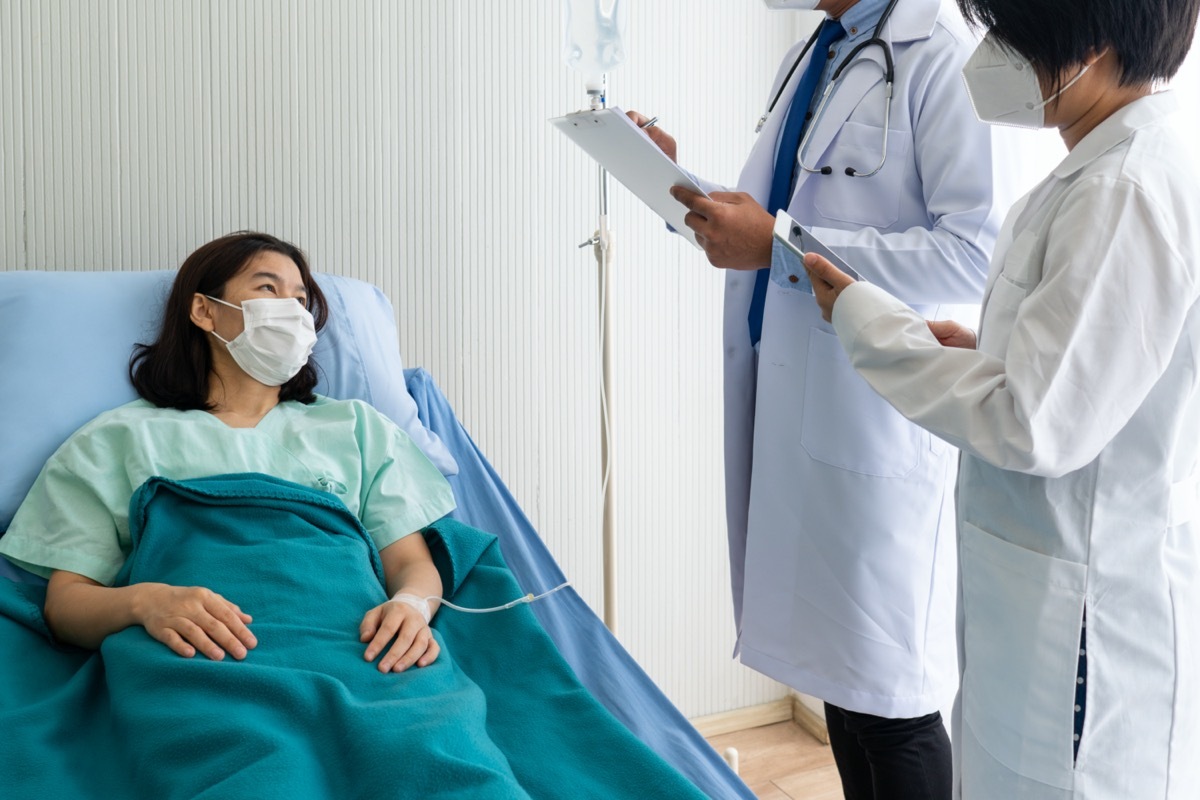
[0,396,456,585]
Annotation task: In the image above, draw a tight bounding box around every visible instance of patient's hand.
[359,600,440,673]
[137,583,257,661]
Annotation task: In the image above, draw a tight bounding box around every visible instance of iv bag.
[562,0,628,92]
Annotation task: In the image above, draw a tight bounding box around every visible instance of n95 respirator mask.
[961,32,1092,129]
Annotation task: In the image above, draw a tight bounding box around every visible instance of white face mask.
[762,0,821,9]
[961,32,1092,129]
[205,295,317,387]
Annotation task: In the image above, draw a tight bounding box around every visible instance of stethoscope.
[755,0,899,178]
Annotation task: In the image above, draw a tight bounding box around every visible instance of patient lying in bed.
[0,233,713,800]
[0,231,453,675]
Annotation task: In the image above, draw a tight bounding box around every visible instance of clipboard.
[550,107,709,249]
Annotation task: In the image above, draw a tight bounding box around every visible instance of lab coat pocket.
[960,521,1087,789]
[800,327,924,477]
[769,235,813,293]
[977,232,1039,357]
[811,122,911,229]
[987,231,1040,310]
[999,230,1041,285]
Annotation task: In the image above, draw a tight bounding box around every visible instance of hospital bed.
[0,269,754,800]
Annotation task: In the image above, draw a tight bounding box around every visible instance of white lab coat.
[711,0,1014,717]
[830,92,1200,798]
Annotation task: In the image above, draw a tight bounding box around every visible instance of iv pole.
[577,77,617,635]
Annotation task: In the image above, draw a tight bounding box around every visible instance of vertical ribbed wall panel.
[0,0,807,717]
[0,0,23,267]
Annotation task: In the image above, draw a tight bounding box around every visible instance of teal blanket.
[0,474,706,800]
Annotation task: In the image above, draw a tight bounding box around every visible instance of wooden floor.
[706,721,843,799]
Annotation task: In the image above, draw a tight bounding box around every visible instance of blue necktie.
[748,18,846,346]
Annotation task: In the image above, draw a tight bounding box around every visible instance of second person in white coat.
[633,0,1018,796]
[805,0,1200,795]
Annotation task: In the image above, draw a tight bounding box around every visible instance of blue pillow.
[0,269,456,533]
[311,274,457,476]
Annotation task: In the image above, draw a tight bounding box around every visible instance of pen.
[640,116,659,130]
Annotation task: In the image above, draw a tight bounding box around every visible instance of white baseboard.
[689,695,830,744]
[790,694,830,745]
[689,698,793,738]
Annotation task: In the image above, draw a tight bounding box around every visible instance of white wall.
[0,0,800,718]
[1173,25,1200,132]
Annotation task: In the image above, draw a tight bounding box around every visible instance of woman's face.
[203,251,308,342]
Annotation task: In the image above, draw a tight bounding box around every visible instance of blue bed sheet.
[405,369,755,800]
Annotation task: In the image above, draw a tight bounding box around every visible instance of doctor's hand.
[626,110,676,162]
[804,252,857,323]
[671,188,774,269]
[927,319,978,350]
[360,598,440,673]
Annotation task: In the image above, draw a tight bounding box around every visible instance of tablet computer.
[771,211,862,294]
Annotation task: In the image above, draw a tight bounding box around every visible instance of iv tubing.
[429,582,572,614]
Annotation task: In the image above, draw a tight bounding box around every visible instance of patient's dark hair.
[957,0,1199,94]
[130,231,329,410]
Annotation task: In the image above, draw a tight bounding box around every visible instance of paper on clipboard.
[550,107,709,249]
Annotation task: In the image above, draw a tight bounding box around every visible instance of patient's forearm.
[380,534,443,616]
[365,535,444,672]
[385,559,443,613]
[46,571,257,660]
[44,571,146,649]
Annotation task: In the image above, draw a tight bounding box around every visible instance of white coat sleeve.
[830,176,1198,478]
[813,38,1003,305]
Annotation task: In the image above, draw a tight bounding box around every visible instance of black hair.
[130,231,329,410]
[957,0,1200,92]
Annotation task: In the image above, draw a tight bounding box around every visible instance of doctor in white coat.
[631,0,1017,795]
[805,0,1200,796]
